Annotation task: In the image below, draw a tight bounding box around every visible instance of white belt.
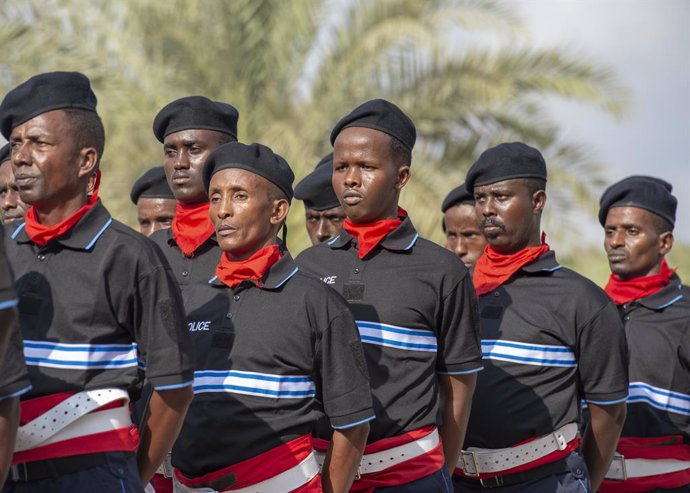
[315,428,440,476]
[605,453,690,480]
[458,423,578,477]
[15,388,131,452]
[173,452,319,493]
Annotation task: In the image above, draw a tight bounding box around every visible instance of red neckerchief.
[473,232,550,296]
[604,259,674,305]
[171,201,216,257]
[343,207,408,259]
[215,244,282,288]
[24,171,101,246]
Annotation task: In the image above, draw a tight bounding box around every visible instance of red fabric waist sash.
[13,391,138,464]
[174,434,320,492]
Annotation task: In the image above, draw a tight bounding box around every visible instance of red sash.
[314,426,444,492]
[343,207,407,259]
[604,259,674,305]
[174,434,320,492]
[600,436,690,493]
[171,201,215,257]
[24,171,101,246]
[473,233,550,296]
[215,244,282,288]
[13,391,138,464]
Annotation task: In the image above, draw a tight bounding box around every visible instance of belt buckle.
[355,467,362,480]
[480,474,504,488]
[460,450,480,478]
[611,453,627,481]
[9,463,28,482]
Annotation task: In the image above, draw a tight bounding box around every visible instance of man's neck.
[35,193,89,226]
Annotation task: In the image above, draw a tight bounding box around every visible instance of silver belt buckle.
[9,463,27,482]
[460,450,480,477]
[611,453,627,481]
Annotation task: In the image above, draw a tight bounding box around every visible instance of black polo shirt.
[5,201,194,399]
[149,227,220,293]
[172,252,373,477]
[615,274,690,439]
[0,225,31,400]
[465,251,629,449]
[296,217,483,443]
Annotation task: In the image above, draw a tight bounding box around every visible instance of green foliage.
[0,0,629,258]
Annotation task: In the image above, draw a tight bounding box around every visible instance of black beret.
[465,142,547,192]
[293,153,340,211]
[330,98,416,152]
[0,144,10,164]
[130,166,176,205]
[441,183,474,212]
[598,175,677,227]
[153,96,239,143]
[0,71,97,139]
[203,142,294,203]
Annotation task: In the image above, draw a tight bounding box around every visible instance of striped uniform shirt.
[172,252,374,477]
[466,251,629,449]
[296,217,483,443]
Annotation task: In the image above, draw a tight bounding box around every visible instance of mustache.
[479,218,505,230]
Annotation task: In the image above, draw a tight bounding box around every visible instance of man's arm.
[0,396,19,485]
[439,372,477,473]
[321,422,369,493]
[581,402,626,492]
[136,386,193,486]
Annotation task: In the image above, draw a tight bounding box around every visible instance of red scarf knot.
[343,207,408,259]
[172,201,216,257]
[604,259,674,305]
[215,244,282,288]
[473,232,551,296]
[24,170,101,246]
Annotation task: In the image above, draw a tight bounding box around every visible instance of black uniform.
[465,251,629,449]
[172,253,374,477]
[296,217,483,443]
[6,201,194,399]
[617,274,690,438]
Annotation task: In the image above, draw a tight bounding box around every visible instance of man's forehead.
[473,178,526,193]
[605,205,658,226]
[10,109,68,138]
[164,128,220,146]
[333,126,391,151]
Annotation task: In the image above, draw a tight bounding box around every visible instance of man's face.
[209,168,287,260]
[444,203,486,268]
[474,179,542,254]
[163,129,225,204]
[9,110,82,208]
[136,197,177,237]
[604,206,671,280]
[304,206,346,245]
[0,160,29,224]
[332,127,409,223]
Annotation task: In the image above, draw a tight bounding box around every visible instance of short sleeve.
[0,322,31,400]
[314,295,374,429]
[577,301,629,404]
[133,243,195,390]
[436,273,483,374]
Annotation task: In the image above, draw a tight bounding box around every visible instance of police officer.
[294,153,346,245]
[130,166,176,237]
[170,142,373,493]
[454,142,629,492]
[598,176,690,493]
[0,145,28,226]
[0,71,194,492]
[149,96,239,289]
[441,183,486,270]
[297,99,483,491]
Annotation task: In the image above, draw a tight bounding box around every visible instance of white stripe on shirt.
[356,321,437,352]
[23,340,138,370]
[193,370,316,398]
[627,381,690,416]
[481,339,577,367]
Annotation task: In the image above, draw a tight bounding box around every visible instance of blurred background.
[1,0,687,284]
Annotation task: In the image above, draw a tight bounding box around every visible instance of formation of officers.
[0,72,686,493]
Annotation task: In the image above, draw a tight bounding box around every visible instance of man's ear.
[77,146,98,180]
[532,189,547,214]
[659,230,674,256]
[270,198,290,226]
[395,165,411,191]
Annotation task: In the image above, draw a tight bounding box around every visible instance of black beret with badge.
[441,183,474,213]
[153,96,239,143]
[0,71,97,139]
[330,98,416,152]
[465,142,547,192]
[293,153,340,211]
[203,142,294,203]
[130,166,175,205]
[598,175,677,227]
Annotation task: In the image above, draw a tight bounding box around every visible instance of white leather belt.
[314,428,440,476]
[458,423,578,477]
[15,388,131,452]
[605,453,690,480]
[172,452,319,493]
